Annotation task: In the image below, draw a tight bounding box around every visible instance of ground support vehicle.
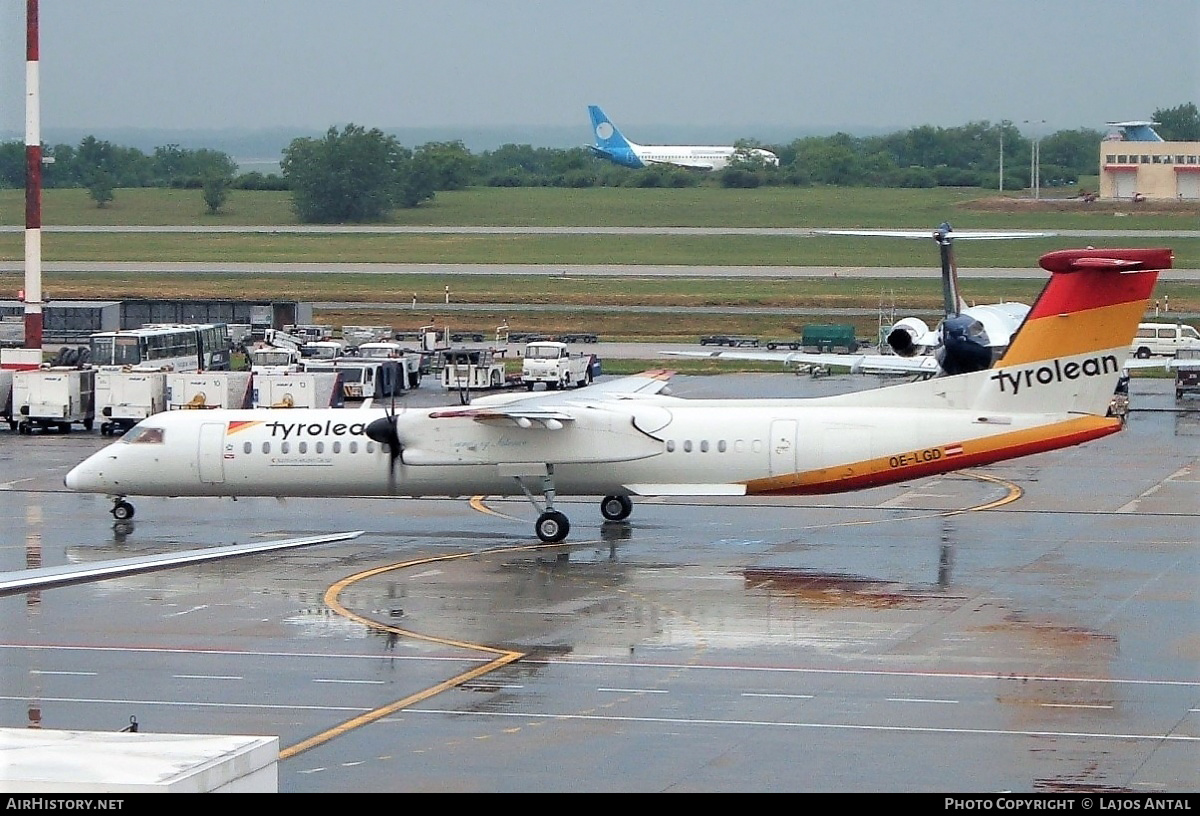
[356,342,424,388]
[251,371,344,408]
[441,348,509,397]
[95,367,168,436]
[340,325,391,346]
[801,324,860,353]
[1130,322,1200,359]
[1176,349,1200,400]
[166,371,253,410]
[521,341,595,390]
[1,369,12,430]
[12,367,95,433]
[699,334,759,347]
[248,346,303,374]
[302,358,405,402]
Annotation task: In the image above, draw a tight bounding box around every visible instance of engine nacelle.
[936,314,993,375]
[886,317,932,358]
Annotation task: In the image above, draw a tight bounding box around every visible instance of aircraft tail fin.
[588,105,635,151]
[977,247,1168,415]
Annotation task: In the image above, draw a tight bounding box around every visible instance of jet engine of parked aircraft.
[827,224,1043,376]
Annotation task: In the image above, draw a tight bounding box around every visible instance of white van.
[1129,323,1200,358]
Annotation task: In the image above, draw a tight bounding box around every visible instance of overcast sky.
[2,0,1198,145]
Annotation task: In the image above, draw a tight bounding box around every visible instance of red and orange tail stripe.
[998,248,1168,368]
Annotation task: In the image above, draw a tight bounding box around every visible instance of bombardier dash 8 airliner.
[65,246,1168,543]
[586,105,779,171]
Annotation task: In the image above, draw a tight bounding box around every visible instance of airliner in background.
[586,105,779,171]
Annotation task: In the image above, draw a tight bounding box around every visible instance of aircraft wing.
[817,229,1053,240]
[585,368,675,395]
[448,369,676,422]
[662,349,940,376]
[467,369,674,408]
[1122,357,1200,370]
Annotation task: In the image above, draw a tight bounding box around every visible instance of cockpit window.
[123,426,165,444]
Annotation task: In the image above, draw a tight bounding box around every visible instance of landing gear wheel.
[600,494,633,521]
[111,500,135,521]
[535,510,570,543]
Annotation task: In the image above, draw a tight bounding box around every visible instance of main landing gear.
[512,466,634,543]
[110,497,135,521]
[600,494,633,521]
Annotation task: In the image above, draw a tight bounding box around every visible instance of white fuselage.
[64,388,1113,502]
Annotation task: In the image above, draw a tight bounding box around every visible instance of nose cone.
[64,454,104,492]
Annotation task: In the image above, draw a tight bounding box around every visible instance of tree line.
[2,103,1195,222]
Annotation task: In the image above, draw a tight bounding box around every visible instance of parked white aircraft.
[666,224,1043,377]
[586,105,779,171]
[65,246,1168,543]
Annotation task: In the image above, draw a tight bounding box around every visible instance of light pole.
[1023,119,1046,199]
[999,129,1004,192]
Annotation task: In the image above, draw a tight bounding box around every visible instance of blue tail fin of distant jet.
[587,105,643,168]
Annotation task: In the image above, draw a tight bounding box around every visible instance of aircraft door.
[198,422,226,484]
[769,419,798,476]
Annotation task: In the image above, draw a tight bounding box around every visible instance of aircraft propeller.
[365,396,406,485]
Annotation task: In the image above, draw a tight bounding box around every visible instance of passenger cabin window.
[243,441,252,454]
[125,427,164,444]
[281,441,290,454]
[299,442,308,454]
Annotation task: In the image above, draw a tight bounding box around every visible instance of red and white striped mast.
[24,0,44,350]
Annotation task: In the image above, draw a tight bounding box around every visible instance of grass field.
[4,185,1200,230]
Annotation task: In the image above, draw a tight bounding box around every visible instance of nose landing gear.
[110,498,135,521]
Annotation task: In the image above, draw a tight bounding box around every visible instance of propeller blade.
[365,408,403,485]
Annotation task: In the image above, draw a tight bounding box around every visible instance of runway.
[0,373,1197,792]
[3,260,1199,281]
